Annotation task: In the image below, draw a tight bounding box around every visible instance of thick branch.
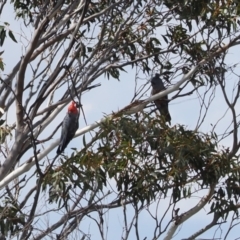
[163,183,216,240]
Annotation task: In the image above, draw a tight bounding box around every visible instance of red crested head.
[68,101,79,114]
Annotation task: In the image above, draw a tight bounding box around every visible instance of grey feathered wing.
[57,112,79,154]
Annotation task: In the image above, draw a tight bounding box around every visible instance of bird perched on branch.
[151,73,171,124]
[56,101,79,154]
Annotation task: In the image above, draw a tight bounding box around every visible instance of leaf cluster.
[0,197,25,238]
[42,113,239,212]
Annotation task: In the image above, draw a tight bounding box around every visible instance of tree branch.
[0,35,238,187]
[163,183,216,240]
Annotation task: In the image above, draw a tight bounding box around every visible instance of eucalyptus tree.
[0,0,240,239]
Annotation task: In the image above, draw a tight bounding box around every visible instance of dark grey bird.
[56,101,79,154]
[151,73,171,124]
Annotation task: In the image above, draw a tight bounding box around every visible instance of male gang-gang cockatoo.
[56,101,79,154]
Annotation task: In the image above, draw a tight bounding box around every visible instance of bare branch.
[163,183,216,240]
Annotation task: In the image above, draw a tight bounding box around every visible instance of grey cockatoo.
[151,73,171,124]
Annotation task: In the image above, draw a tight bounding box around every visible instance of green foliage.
[0,26,6,46]
[0,198,25,238]
[11,0,37,22]
[42,113,239,219]
[163,0,240,28]
[0,24,17,47]
[0,125,12,144]
[0,23,17,71]
[9,0,238,83]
